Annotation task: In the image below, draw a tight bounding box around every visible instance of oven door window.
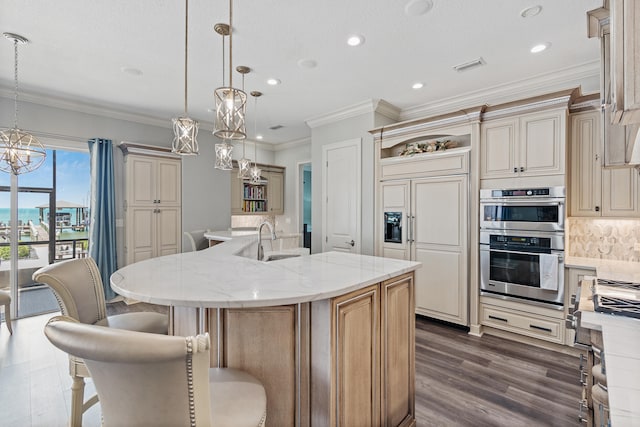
[483,205,559,223]
[490,251,541,288]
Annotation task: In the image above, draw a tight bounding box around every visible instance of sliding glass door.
[0,148,90,319]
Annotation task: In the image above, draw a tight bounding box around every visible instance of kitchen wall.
[567,217,640,262]
[0,96,245,266]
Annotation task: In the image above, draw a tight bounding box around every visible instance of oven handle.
[480,199,565,206]
[486,248,564,261]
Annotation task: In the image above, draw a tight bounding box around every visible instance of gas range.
[593,278,640,319]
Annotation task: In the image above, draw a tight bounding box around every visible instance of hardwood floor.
[0,310,581,426]
[415,316,581,426]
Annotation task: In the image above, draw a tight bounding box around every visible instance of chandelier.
[213,0,246,141]
[249,91,262,183]
[171,0,199,156]
[0,33,46,175]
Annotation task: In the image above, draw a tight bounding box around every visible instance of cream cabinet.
[610,0,640,125]
[124,154,182,265]
[570,110,640,217]
[379,150,469,326]
[230,165,284,215]
[480,109,566,179]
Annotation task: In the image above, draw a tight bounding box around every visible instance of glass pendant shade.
[0,128,46,174]
[237,157,251,178]
[214,87,247,140]
[214,141,234,170]
[249,164,262,183]
[172,116,199,155]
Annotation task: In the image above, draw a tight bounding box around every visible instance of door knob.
[346,240,355,247]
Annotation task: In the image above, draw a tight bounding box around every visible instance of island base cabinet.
[311,272,415,427]
[170,271,415,427]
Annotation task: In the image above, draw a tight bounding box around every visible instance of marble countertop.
[565,256,640,283]
[111,235,420,308]
[581,300,640,425]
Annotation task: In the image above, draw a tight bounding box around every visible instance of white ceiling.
[0,0,603,145]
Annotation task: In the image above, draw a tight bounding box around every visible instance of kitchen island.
[111,235,420,427]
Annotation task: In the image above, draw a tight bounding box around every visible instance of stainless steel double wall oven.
[480,187,565,308]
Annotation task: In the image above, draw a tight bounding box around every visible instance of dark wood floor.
[415,316,581,427]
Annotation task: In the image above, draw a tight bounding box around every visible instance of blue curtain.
[87,138,117,301]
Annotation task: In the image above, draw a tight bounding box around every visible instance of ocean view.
[0,208,83,226]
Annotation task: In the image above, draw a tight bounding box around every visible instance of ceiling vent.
[269,125,284,130]
[453,57,485,72]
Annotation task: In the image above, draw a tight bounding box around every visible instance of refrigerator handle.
[406,214,412,243]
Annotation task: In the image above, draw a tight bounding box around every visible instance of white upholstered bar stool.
[33,258,169,427]
[45,316,267,427]
[0,289,12,334]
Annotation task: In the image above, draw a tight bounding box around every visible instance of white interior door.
[322,139,361,253]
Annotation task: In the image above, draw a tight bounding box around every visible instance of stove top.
[593,278,640,319]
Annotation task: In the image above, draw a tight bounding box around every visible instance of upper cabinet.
[569,108,640,218]
[230,163,285,216]
[481,108,566,180]
[610,0,640,125]
[127,156,181,206]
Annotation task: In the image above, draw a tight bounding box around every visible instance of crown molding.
[305,98,400,129]
[272,137,311,152]
[399,60,600,122]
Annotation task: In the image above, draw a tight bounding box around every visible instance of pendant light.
[171,0,199,156]
[213,0,246,140]
[236,66,251,178]
[0,33,46,175]
[249,91,262,183]
[214,138,233,170]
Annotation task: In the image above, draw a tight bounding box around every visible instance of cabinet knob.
[595,206,600,212]
[513,167,517,173]
[520,167,525,172]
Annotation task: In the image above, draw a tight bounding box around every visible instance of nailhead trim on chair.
[186,337,196,427]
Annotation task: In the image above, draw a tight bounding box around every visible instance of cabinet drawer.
[481,304,564,344]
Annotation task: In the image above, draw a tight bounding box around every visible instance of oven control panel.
[489,234,551,251]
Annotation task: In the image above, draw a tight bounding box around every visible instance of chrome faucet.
[257,221,277,260]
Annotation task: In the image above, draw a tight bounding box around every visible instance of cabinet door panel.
[156,207,181,256]
[412,177,465,248]
[129,157,155,205]
[415,248,465,324]
[570,111,602,216]
[602,167,638,216]
[128,207,154,263]
[267,171,284,214]
[157,159,181,205]
[381,274,414,427]
[334,286,380,427]
[480,118,517,178]
[521,111,564,176]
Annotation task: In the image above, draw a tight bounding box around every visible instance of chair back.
[45,316,212,427]
[32,258,107,325]
[184,229,210,252]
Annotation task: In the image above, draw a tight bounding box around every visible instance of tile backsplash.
[567,217,640,262]
[231,214,276,229]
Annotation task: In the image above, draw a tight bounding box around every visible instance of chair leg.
[3,302,11,335]
[69,375,85,427]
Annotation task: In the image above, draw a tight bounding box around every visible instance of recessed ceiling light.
[530,42,551,53]
[520,5,542,18]
[347,34,365,47]
[405,0,434,17]
[120,67,143,76]
[298,59,318,69]
[412,82,424,90]
[256,134,263,140]
[267,78,281,85]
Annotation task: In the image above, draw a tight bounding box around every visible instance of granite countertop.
[111,235,420,308]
